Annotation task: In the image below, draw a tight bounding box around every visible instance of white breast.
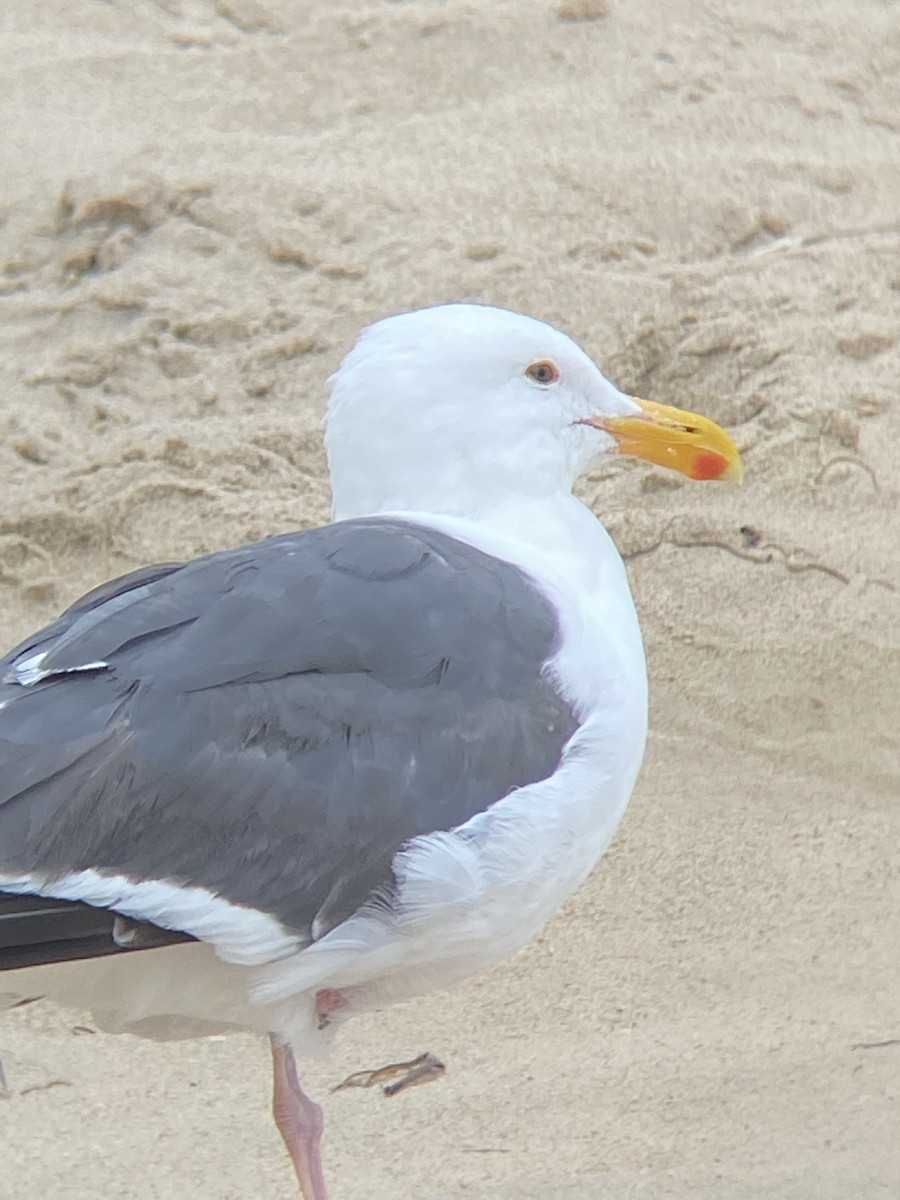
[256,494,649,1039]
[2,495,648,1055]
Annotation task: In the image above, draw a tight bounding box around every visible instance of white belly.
[256,501,649,1041]
[2,497,648,1056]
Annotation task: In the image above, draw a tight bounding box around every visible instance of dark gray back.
[0,519,578,943]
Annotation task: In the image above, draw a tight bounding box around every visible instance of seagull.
[0,303,741,1198]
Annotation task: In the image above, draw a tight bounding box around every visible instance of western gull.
[0,303,741,1197]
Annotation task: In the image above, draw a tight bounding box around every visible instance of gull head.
[326,303,741,520]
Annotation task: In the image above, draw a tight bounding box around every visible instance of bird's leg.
[269,1034,329,1200]
[315,986,349,1030]
[333,1051,446,1097]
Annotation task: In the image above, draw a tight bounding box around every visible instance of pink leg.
[270,1035,329,1200]
[315,986,349,1029]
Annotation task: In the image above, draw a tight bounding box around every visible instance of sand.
[0,0,898,1196]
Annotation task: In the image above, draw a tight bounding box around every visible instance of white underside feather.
[0,493,647,1059]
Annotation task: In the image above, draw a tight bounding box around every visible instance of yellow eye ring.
[525,360,560,386]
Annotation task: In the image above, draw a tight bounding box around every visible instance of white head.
[326,303,741,520]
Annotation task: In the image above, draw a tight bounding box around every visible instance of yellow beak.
[584,397,743,482]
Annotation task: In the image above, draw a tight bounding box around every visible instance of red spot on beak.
[692,450,729,480]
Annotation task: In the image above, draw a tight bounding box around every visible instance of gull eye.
[525,359,560,386]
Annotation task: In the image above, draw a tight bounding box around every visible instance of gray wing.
[0,518,577,953]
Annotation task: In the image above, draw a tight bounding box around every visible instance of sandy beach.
[0,1,898,1197]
